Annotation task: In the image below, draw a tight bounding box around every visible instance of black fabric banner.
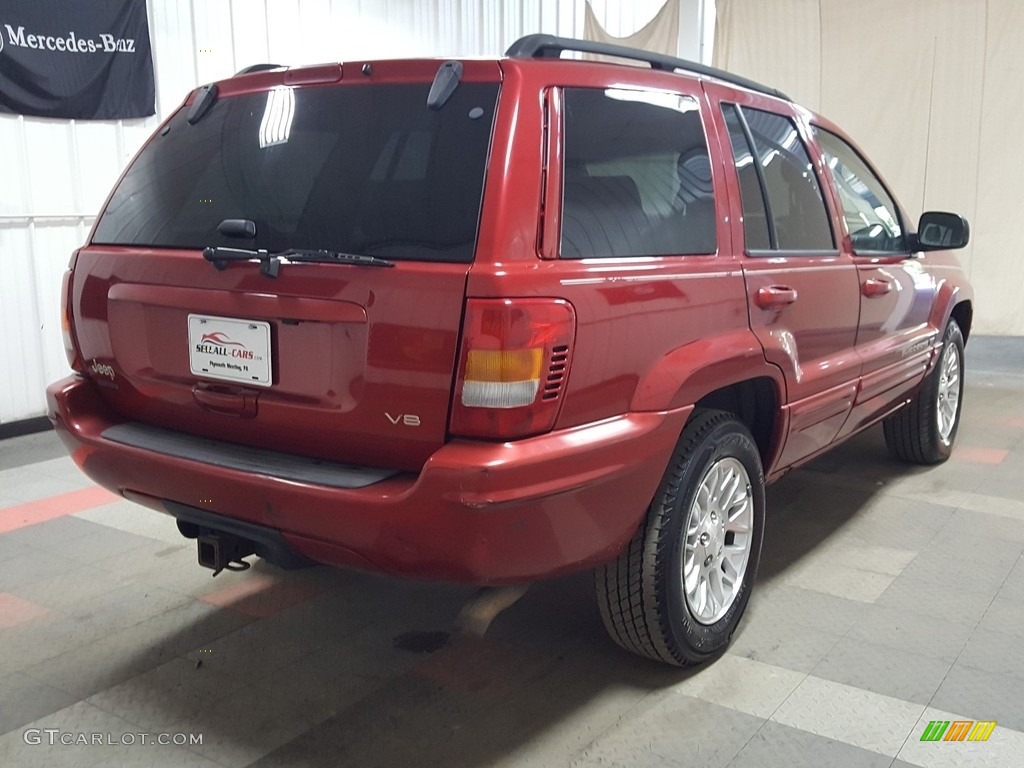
[0,0,155,120]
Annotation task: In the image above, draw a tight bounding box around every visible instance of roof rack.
[504,34,789,102]
[234,63,285,76]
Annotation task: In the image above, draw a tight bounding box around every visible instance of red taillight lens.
[61,268,84,373]
[450,298,575,439]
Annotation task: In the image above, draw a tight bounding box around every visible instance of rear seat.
[561,175,649,258]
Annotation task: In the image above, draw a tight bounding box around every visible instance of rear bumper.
[47,375,691,584]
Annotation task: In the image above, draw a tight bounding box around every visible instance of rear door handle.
[754,285,799,308]
[862,278,892,297]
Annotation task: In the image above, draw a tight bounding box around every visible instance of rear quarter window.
[560,87,716,258]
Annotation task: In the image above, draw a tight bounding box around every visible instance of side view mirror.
[914,211,970,251]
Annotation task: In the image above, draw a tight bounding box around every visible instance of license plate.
[188,314,272,387]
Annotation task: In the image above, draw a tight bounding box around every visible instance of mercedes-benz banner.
[0,0,155,120]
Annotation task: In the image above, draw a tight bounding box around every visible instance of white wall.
[0,0,708,424]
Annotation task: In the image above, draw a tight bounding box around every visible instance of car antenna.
[187,83,219,124]
[426,60,463,110]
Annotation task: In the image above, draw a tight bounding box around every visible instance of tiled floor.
[0,336,1021,768]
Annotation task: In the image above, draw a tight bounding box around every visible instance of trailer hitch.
[197,533,254,576]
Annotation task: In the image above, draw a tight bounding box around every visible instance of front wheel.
[883,319,965,464]
[595,410,766,666]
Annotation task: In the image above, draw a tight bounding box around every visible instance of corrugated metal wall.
[0,0,709,424]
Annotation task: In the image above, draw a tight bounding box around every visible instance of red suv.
[47,35,973,666]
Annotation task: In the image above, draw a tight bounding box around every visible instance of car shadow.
[63,562,700,768]
[756,425,935,583]
[25,426,946,767]
[245,572,699,768]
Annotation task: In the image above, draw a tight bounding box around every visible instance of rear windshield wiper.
[203,246,394,278]
[279,249,394,268]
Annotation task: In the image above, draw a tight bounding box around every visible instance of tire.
[595,409,766,666]
[883,320,965,464]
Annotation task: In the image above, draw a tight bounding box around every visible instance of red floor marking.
[0,593,51,629]
[0,486,120,534]
[199,574,326,618]
[951,446,1009,465]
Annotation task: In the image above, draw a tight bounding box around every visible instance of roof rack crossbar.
[504,34,789,102]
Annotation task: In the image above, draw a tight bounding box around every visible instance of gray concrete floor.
[0,336,1022,768]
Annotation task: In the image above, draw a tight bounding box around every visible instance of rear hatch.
[74,61,501,471]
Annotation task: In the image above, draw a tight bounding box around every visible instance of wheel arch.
[692,378,780,472]
[628,329,786,474]
[950,299,973,341]
[929,277,974,344]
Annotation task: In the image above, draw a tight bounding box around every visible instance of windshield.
[92,81,499,262]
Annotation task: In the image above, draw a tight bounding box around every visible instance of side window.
[812,127,905,253]
[560,88,716,258]
[723,104,834,252]
[723,105,770,250]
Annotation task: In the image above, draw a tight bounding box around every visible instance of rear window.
[92,82,499,262]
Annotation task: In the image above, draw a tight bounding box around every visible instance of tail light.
[60,267,84,373]
[450,298,575,439]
